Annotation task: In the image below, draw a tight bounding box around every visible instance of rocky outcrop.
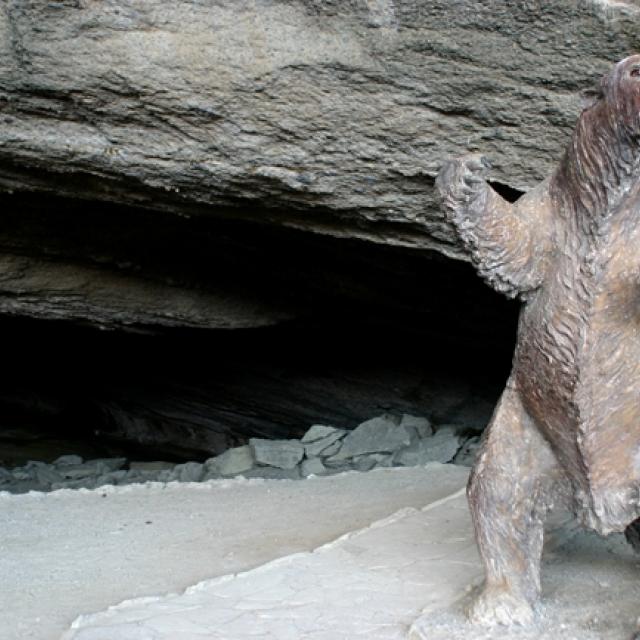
[0,2,639,329]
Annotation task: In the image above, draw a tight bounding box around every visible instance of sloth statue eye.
[631,67,640,78]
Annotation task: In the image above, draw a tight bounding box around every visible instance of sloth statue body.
[437,55,640,626]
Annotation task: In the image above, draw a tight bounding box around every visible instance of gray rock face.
[330,415,412,461]
[250,438,305,470]
[0,2,637,328]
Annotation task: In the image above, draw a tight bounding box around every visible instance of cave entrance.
[0,192,519,491]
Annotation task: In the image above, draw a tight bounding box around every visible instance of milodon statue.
[436,54,640,627]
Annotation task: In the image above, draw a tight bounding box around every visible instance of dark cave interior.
[0,191,520,466]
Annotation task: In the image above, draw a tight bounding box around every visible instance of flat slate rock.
[301,425,342,443]
[243,467,301,481]
[206,445,255,477]
[301,458,328,477]
[250,438,304,470]
[304,429,347,458]
[330,415,412,461]
[393,427,461,467]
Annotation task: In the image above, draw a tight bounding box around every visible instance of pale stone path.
[0,464,467,640]
[4,463,639,640]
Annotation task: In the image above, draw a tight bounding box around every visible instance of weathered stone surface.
[205,446,255,477]
[330,415,412,461]
[0,2,638,290]
[250,438,305,470]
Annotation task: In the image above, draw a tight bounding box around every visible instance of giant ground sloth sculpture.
[437,55,640,626]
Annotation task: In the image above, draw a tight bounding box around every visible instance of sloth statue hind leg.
[467,383,562,626]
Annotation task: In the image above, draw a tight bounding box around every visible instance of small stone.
[53,454,83,466]
[57,459,123,479]
[323,458,354,471]
[11,467,33,481]
[243,466,301,480]
[206,445,255,477]
[94,458,127,473]
[129,461,175,472]
[301,458,327,477]
[400,414,433,439]
[250,438,304,470]
[393,426,462,466]
[95,470,127,487]
[174,461,204,482]
[35,466,63,485]
[353,453,393,472]
[156,469,176,482]
[329,414,411,461]
[9,479,45,493]
[50,478,96,490]
[301,424,341,443]
[353,455,378,472]
[24,460,47,470]
[304,429,347,458]
[318,440,343,457]
[59,463,97,480]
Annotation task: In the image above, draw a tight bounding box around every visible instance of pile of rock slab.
[0,414,481,494]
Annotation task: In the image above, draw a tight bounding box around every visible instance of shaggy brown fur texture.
[437,55,640,628]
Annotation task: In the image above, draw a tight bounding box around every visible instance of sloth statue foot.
[466,584,534,627]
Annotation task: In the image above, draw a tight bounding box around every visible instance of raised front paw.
[436,153,491,210]
[466,583,535,627]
